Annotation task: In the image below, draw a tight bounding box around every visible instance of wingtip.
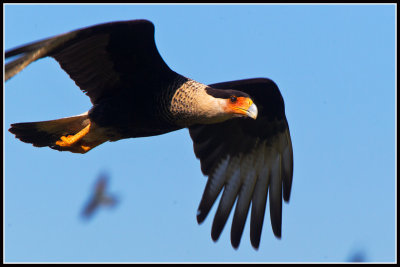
[211,219,225,242]
[211,231,219,242]
[250,229,262,250]
[230,228,242,249]
[251,241,260,250]
[196,209,206,224]
[272,226,282,239]
[231,240,240,250]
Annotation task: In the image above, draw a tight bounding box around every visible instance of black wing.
[189,78,293,249]
[5,20,178,104]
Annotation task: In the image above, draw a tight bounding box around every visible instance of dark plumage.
[5,19,293,249]
[190,78,293,248]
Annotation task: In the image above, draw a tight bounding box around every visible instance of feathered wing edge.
[5,33,74,81]
[192,125,293,249]
[189,78,293,249]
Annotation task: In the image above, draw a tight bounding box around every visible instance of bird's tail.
[9,112,105,153]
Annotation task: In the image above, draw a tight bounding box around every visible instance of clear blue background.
[4,4,396,263]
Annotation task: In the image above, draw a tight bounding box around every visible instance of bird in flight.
[5,19,293,249]
[81,173,118,220]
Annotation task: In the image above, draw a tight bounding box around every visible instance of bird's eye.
[230,96,237,103]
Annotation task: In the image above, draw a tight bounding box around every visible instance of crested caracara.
[5,19,293,249]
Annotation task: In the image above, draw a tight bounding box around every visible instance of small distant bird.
[6,19,293,249]
[81,174,117,220]
[347,250,367,262]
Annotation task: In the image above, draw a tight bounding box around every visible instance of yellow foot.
[55,123,91,147]
[56,135,75,146]
[80,145,92,152]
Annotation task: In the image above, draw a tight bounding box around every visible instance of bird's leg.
[56,123,91,147]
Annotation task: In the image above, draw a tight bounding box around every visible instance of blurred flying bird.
[347,249,367,262]
[81,173,117,220]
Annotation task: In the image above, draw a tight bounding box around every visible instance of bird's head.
[170,82,258,126]
[204,87,258,121]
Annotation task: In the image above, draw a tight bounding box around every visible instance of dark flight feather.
[6,20,178,105]
[189,78,293,249]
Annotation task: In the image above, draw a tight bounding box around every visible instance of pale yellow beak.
[233,99,258,120]
[246,102,258,120]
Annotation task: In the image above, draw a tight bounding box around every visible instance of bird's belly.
[88,97,181,140]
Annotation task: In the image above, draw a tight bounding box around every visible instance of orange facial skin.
[225,96,258,119]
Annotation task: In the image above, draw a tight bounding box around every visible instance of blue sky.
[4,4,396,263]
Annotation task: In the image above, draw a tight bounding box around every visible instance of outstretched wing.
[5,20,178,104]
[189,78,293,249]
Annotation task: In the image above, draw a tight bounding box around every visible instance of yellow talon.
[55,123,91,147]
[60,135,72,142]
[80,145,91,152]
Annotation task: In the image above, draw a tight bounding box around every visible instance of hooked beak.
[246,102,258,120]
[233,99,258,120]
